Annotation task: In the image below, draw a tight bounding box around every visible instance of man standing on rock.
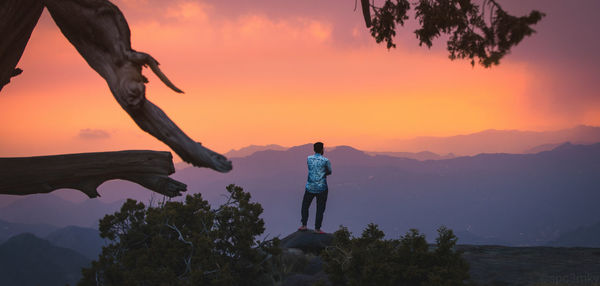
[299,142,332,234]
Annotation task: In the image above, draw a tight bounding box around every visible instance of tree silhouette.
[79,184,281,286]
[362,0,544,67]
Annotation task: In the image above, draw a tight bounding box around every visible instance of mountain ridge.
[381,125,600,155]
[225,144,288,158]
[215,125,600,159]
[171,142,600,246]
[46,225,105,260]
[0,233,90,286]
[0,194,123,227]
[0,219,58,243]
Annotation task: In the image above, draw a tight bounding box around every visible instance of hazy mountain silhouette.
[0,233,90,286]
[453,230,511,246]
[46,225,105,260]
[547,221,600,248]
[382,125,600,155]
[366,150,455,161]
[225,144,288,158]
[0,221,104,260]
[224,144,455,161]
[523,142,566,154]
[172,142,600,246]
[0,219,58,243]
[0,194,123,227]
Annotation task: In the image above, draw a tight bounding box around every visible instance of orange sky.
[1,0,599,158]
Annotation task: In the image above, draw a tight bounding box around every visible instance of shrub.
[321,223,470,286]
[79,184,280,286]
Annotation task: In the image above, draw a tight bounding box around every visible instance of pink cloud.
[78,128,110,140]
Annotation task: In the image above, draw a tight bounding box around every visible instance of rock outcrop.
[280,231,334,254]
[277,231,334,285]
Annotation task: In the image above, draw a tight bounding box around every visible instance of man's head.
[314,142,324,154]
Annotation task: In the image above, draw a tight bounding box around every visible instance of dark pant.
[301,190,328,229]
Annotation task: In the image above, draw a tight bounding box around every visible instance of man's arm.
[325,160,332,176]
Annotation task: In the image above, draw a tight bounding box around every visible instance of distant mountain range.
[366,150,456,161]
[1,138,600,247]
[0,219,106,259]
[548,221,600,248]
[46,226,105,260]
[225,144,288,158]
[0,233,90,286]
[224,144,459,161]
[381,125,600,155]
[215,125,600,159]
[225,144,459,161]
[0,223,106,285]
[0,219,57,243]
[0,194,123,228]
[170,142,600,246]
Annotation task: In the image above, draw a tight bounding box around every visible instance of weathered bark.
[0,0,44,91]
[42,0,233,173]
[361,0,372,28]
[0,150,187,198]
[0,0,232,173]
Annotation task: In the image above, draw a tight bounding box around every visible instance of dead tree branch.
[41,0,232,172]
[0,0,232,173]
[0,0,43,91]
[0,150,187,198]
[166,222,194,278]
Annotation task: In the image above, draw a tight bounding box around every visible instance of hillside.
[0,219,57,243]
[46,225,105,260]
[0,233,90,286]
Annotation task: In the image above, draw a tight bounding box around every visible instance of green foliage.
[321,224,470,286]
[370,0,410,49]
[79,184,280,286]
[365,0,544,67]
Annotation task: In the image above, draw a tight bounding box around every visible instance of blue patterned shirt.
[305,153,332,193]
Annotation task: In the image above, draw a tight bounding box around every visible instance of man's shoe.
[315,229,326,234]
[298,225,308,231]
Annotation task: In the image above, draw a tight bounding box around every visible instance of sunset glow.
[1,0,599,158]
